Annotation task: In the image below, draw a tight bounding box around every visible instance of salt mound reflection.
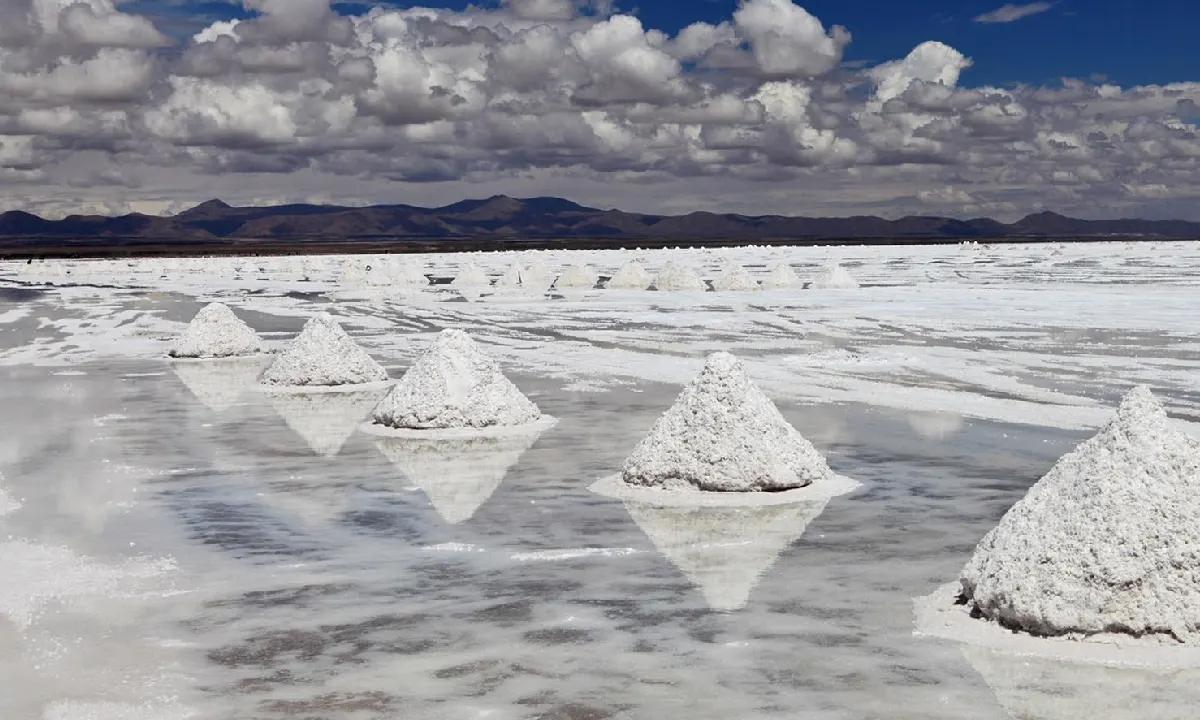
[374,424,547,524]
[621,497,831,611]
[170,356,271,413]
[267,387,388,457]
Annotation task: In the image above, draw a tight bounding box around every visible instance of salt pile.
[605,259,652,290]
[809,262,859,289]
[398,262,430,287]
[957,386,1200,642]
[269,387,388,457]
[259,313,389,388]
[623,498,830,611]
[168,302,265,359]
[338,258,369,286]
[370,329,542,431]
[712,265,760,292]
[652,262,707,291]
[553,264,599,290]
[171,355,272,412]
[451,263,491,288]
[620,352,837,493]
[760,263,800,290]
[495,263,525,288]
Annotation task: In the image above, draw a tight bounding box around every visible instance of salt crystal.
[809,263,859,289]
[553,264,599,290]
[652,262,707,291]
[760,264,800,290]
[168,302,265,359]
[959,386,1200,642]
[622,352,835,492]
[259,313,389,388]
[712,265,760,292]
[605,259,653,290]
[371,329,541,430]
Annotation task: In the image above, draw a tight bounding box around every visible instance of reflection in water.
[262,477,354,529]
[622,498,831,611]
[170,356,271,413]
[374,426,547,524]
[266,388,388,458]
[906,410,965,440]
[962,644,1200,720]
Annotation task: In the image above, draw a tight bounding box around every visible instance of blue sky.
[128,0,1200,88]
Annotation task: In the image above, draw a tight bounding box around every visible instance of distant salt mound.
[338,258,369,286]
[259,313,389,388]
[451,263,490,288]
[371,329,541,430]
[809,263,859,289]
[653,262,706,291]
[553,264,599,290]
[398,262,430,287]
[621,352,835,492]
[169,302,265,359]
[496,264,525,288]
[959,386,1200,642]
[605,259,652,290]
[761,264,800,290]
[712,265,760,292]
[522,262,555,291]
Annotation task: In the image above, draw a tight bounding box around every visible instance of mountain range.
[2,196,1199,247]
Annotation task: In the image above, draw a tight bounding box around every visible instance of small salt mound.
[553,264,599,290]
[372,329,541,430]
[496,263,525,288]
[605,259,652,290]
[760,264,800,290]
[451,263,491,287]
[809,262,859,289]
[259,313,389,388]
[168,302,265,359]
[653,262,707,291]
[622,352,835,492]
[712,265,760,292]
[522,262,554,290]
[959,386,1200,642]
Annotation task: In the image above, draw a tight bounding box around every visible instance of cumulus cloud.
[0,0,1198,220]
[974,2,1054,24]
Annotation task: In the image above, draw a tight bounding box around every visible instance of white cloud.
[974,2,1054,24]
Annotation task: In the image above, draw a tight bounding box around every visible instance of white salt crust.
[591,471,858,507]
[617,351,844,493]
[259,312,389,388]
[451,263,491,287]
[652,262,707,291]
[605,259,653,290]
[370,328,543,431]
[168,302,265,359]
[712,266,760,291]
[958,386,1200,643]
[364,414,556,439]
[809,263,860,289]
[553,264,600,289]
[760,263,801,290]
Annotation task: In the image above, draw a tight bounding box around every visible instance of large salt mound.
[168,302,265,359]
[553,264,599,290]
[760,264,800,290]
[712,265,760,292]
[809,262,859,289]
[259,313,389,388]
[522,262,555,290]
[605,259,652,290]
[451,263,490,287]
[371,329,541,430]
[959,386,1200,642]
[653,262,706,291]
[622,352,835,492]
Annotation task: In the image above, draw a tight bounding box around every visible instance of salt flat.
[0,241,1198,718]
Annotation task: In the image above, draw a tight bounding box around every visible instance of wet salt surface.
[5,353,1174,719]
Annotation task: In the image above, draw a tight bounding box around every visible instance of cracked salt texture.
[652,262,707,291]
[259,313,389,388]
[959,386,1200,643]
[553,264,599,289]
[621,351,836,492]
[605,259,652,290]
[371,329,542,430]
[451,263,491,288]
[167,303,264,359]
[712,266,760,292]
[809,262,859,289]
[760,263,800,289]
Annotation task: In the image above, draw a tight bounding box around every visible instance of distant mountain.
[1,195,1198,246]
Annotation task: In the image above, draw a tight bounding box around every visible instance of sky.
[1,0,1198,221]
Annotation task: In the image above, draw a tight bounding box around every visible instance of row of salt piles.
[445,259,857,291]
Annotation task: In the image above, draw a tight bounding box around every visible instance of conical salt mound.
[959,386,1200,642]
[496,264,525,288]
[371,329,541,430]
[268,387,388,457]
[624,498,830,611]
[760,264,800,290]
[652,262,706,291]
[522,262,554,291]
[809,263,859,289]
[397,262,429,287]
[375,427,546,524]
[553,264,599,290]
[171,356,272,412]
[712,266,760,292]
[451,263,490,288]
[259,313,389,388]
[605,259,652,290]
[622,352,835,492]
[168,303,265,359]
